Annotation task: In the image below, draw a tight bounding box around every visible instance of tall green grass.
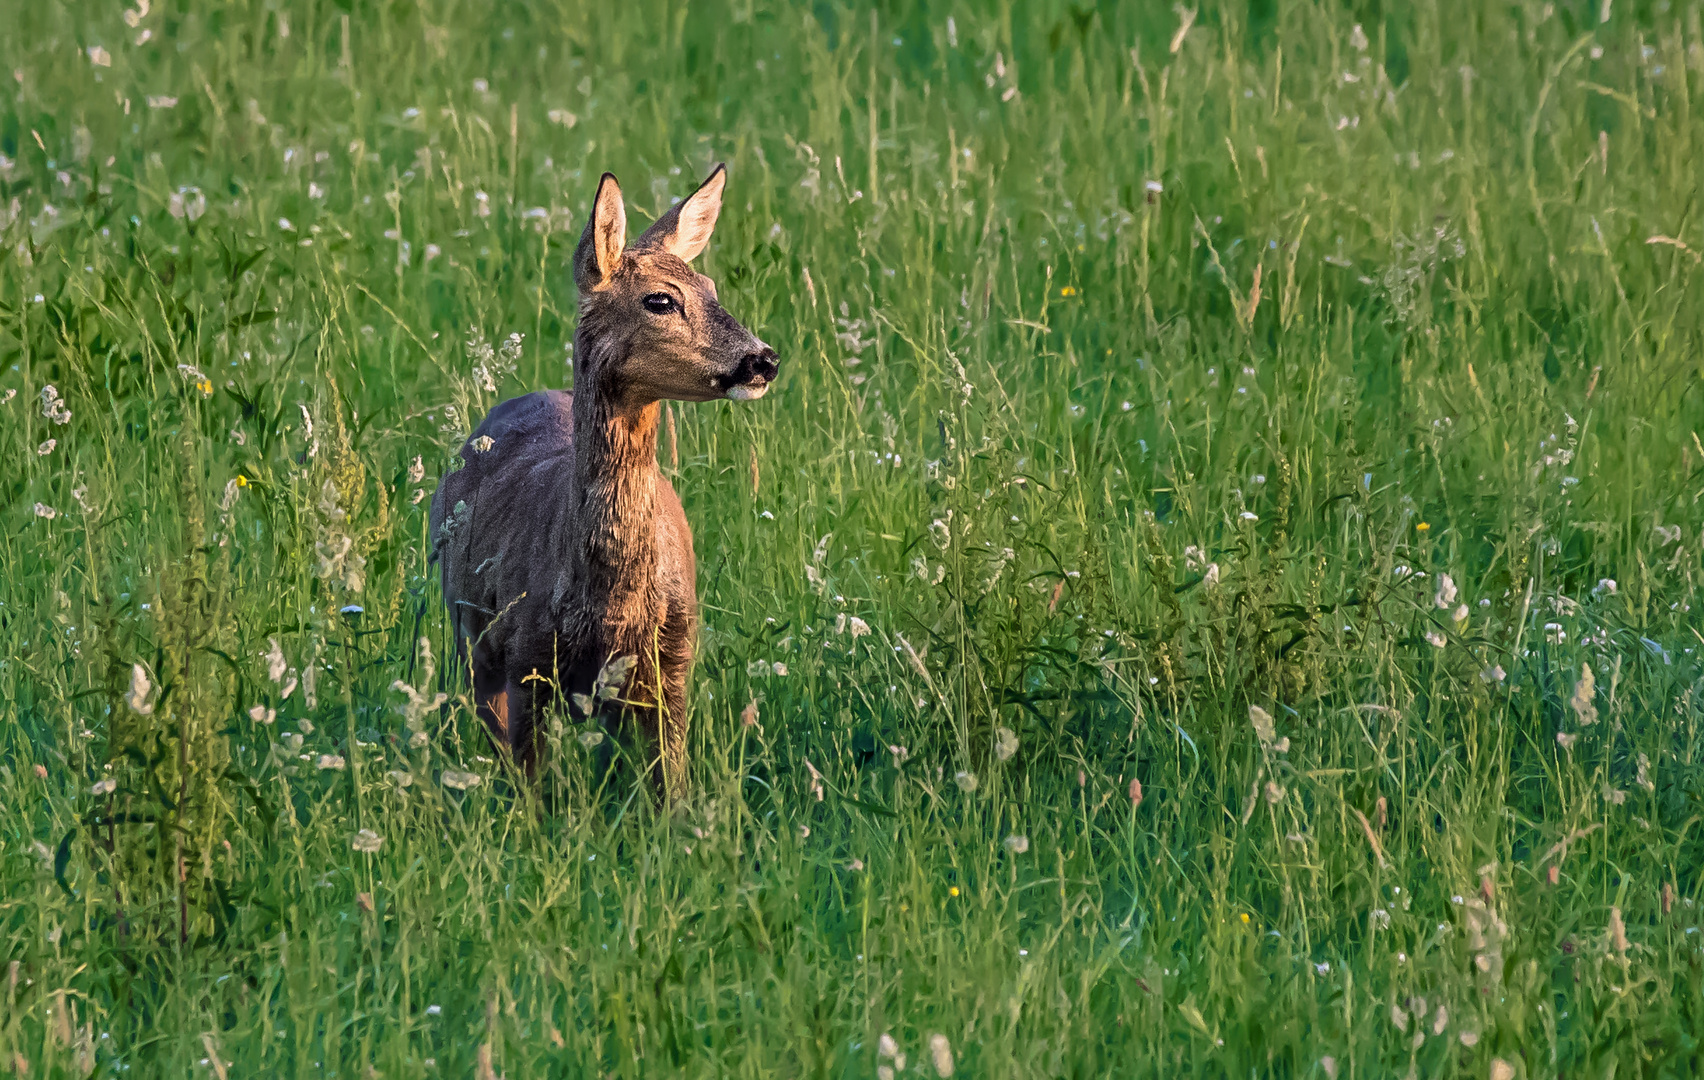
[3,0,1702,1074]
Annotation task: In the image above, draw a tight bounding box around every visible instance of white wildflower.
[40,385,71,424]
[1249,705,1276,745]
[351,829,383,854]
[125,663,154,714]
[1434,573,1457,609]
[1570,662,1596,725]
[441,769,481,791]
[315,754,345,771]
[265,637,288,683]
[993,725,1018,761]
[1002,834,1029,854]
[927,1033,954,1078]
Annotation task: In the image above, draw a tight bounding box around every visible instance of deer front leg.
[505,669,557,779]
[656,662,690,805]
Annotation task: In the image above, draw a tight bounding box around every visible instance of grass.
[3,0,1703,1075]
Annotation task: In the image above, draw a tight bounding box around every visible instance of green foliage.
[2,0,1703,1075]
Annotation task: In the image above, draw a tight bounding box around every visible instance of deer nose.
[742,347,778,383]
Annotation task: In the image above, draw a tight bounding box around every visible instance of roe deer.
[430,164,776,799]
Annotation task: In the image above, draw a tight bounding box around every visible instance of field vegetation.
[2,0,1703,1074]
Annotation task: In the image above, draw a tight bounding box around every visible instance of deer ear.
[636,164,725,263]
[574,173,626,290]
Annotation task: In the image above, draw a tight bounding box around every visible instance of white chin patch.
[726,382,769,401]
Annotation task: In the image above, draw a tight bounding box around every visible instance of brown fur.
[429,165,775,799]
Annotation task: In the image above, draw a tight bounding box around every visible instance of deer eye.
[642,293,677,315]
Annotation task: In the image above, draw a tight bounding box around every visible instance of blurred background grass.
[2,0,1703,1075]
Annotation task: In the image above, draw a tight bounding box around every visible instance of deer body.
[430,166,775,797]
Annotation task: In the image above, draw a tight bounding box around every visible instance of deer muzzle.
[722,347,779,400]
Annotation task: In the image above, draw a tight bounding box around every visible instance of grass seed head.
[1609,906,1629,953]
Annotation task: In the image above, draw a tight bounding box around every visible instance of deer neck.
[568,349,662,643]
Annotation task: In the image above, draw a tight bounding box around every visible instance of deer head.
[572,164,777,406]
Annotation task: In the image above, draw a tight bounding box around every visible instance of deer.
[429,164,777,801]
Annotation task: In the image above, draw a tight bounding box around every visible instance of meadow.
[3,0,1703,1074]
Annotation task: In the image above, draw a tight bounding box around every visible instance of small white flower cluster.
[572,653,637,718]
[467,330,523,394]
[391,637,445,751]
[167,187,206,222]
[40,385,71,425]
[804,532,832,595]
[313,479,366,593]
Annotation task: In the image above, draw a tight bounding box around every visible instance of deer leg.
[471,661,513,751]
[653,652,691,805]
[507,673,551,779]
